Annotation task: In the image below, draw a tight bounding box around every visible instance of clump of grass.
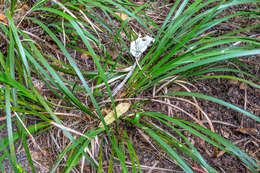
[0,0,259,172]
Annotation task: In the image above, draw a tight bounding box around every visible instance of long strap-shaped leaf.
[138,49,260,93]
[0,72,37,101]
[29,5,127,172]
[166,92,260,123]
[132,121,194,172]
[140,112,259,172]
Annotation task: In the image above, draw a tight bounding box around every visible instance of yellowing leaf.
[99,102,130,128]
[0,12,7,23]
[115,12,133,21]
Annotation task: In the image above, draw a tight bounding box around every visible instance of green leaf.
[166,92,260,123]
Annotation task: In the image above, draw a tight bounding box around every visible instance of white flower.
[130,35,154,58]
